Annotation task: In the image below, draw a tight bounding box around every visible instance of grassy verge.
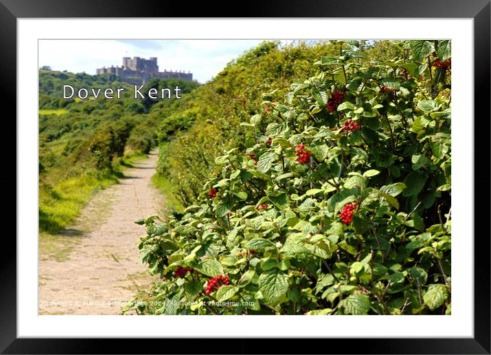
[39,151,148,235]
[39,109,69,116]
[151,173,184,213]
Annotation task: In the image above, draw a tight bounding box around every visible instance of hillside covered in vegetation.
[39,69,199,233]
[127,40,452,315]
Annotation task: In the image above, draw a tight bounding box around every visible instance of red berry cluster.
[205,275,230,295]
[342,119,360,132]
[266,138,272,146]
[340,203,357,224]
[296,144,312,164]
[432,59,451,70]
[256,204,268,210]
[209,188,217,199]
[327,91,345,111]
[175,266,192,278]
[380,87,396,94]
[248,154,258,166]
[265,106,272,116]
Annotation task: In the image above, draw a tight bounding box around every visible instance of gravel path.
[39,152,163,315]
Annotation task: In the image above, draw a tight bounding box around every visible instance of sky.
[38,40,271,83]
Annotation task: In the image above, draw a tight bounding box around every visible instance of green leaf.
[234,191,248,200]
[342,294,371,315]
[380,78,401,90]
[245,238,276,251]
[307,308,333,315]
[403,171,428,197]
[410,266,428,285]
[215,202,231,218]
[306,189,323,196]
[216,285,239,302]
[266,123,284,136]
[412,154,430,170]
[363,169,380,177]
[257,152,275,174]
[258,269,289,305]
[437,40,451,61]
[350,262,365,276]
[184,280,202,299]
[380,193,399,210]
[380,182,406,197]
[337,102,355,111]
[410,40,434,59]
[311,144,329,161]
[312,89,328,106]
[417,100,437,112]
[423,284,448,310]
[196,260,224,277]
[238,270,255,287]
[251,114,262,125]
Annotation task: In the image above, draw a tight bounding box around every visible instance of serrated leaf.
[246,238,276,251]
[184,280,202,299]
[342,294,371,315]
[258,269,289,305]
[410,40,434,59]
[216,285,239,302]
[437,40,451,61]
[380,182,406,197]
[215,202,231,218]
[311,144,329,161]
[257,152,275,174]
[417,100,437,112]
[196,259,223,277]
[238,270,255,287]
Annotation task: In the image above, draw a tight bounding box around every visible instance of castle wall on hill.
[96,57,193,85]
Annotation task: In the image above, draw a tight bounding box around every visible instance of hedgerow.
[129,40,451,315]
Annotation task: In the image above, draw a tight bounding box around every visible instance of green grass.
[39,151,148,235]
[39,109,69,116]
[151,173,184,213]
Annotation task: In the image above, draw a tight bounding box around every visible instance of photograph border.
[4,0,490,353]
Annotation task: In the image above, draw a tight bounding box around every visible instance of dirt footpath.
[39,152,163,315]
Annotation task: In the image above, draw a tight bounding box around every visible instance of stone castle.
[96,57,193,85]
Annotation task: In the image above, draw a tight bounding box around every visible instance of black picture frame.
[3,0,490,353]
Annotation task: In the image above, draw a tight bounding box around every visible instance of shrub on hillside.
[128,40,452,315]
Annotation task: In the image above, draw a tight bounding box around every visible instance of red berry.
[209,188,217,199]
[327,90,345,111]
[295,145,311,164]
[205,275,230,295]
[342,119,360,133]
[340,203,357,224]
[432,59,451,70]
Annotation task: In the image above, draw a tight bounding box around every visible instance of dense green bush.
[156,41,340,205]
[129,40,451,315]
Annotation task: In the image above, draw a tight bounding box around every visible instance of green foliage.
[129,40,451,315]
[156,41,340,205]
[39,71,198,233]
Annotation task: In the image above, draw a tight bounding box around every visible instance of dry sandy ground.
[39,152,163,315]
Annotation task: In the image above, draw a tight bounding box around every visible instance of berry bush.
[128,40,451,315]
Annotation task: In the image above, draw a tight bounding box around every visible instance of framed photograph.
[5,0,490,353]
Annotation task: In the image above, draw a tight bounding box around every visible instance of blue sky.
[39,40,271,83]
